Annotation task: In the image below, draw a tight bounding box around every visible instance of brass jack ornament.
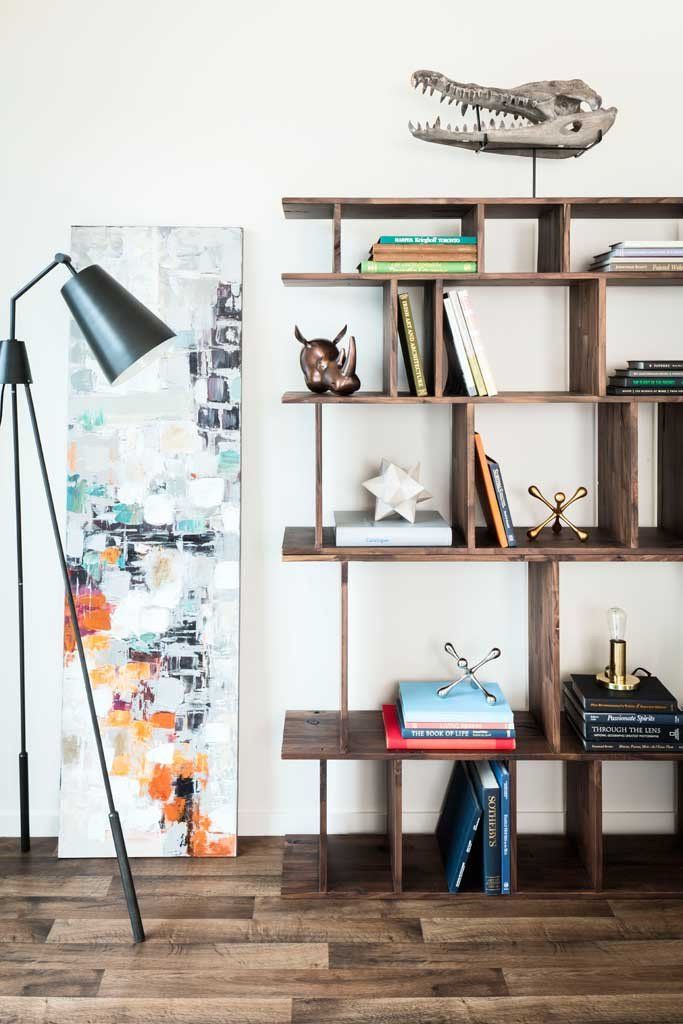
[527,485,589,542]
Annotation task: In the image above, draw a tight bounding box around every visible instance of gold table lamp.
[596,606,640,691]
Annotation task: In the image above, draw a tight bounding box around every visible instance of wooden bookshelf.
[280,195,683,899]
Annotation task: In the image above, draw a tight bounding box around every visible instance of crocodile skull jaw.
[409,71,617,158]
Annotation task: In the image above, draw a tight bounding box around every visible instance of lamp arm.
[9,252,77,340]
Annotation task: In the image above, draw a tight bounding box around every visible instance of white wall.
[1,0,682,840]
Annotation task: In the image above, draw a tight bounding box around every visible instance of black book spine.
[570,680,678,714]
[487,460,516,547]
[607,387,683,395]
[628,360,683,370]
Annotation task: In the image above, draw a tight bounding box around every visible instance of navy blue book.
[396,700,514,740]
[486,456,516,547]
[467,761,501,895]
[565,698,682,751]
[564,685,682,742]
[436,762,482,893]
[490,761,510,895]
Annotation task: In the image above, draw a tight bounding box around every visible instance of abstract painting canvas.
[58,226,242,857]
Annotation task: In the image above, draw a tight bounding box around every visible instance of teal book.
[436,762,482,893]
[378,235,477,245]
[359,261,477,274]
[398,681,514,725]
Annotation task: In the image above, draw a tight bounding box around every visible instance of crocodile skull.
[409,72,617,158]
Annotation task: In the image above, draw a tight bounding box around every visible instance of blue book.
[486,456,517,548]
[467,761,501,895]
[396,699,514,740]
[490,761,511,894]
[378,235,477,245]
[436,762,482,892]
[399,681,514,726]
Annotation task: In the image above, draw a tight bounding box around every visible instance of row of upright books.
[607,359,683,396]
[359,233,478,275]
[590,240,683,273]
[564,674,682,752]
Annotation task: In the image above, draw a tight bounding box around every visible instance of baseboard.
[1,809,675,839]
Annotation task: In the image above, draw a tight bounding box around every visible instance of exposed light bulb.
[607,606,627,642]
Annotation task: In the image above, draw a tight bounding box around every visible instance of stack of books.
[564,674,683,752]
[443,289,497,397]
[474,432,516,548]
[590,241,683,273]
[382,680,516,752]
[436,758,511,894]
[359,234,478,275]
[607,360,683,396]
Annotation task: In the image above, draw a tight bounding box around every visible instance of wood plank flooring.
[1,837,682,1023]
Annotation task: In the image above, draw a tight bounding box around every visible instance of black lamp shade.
[61,265,175,384]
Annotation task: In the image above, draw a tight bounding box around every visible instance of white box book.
[334,510,452,546]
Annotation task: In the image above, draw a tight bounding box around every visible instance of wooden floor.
[1,838,683,1023]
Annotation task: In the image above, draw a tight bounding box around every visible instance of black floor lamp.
[0,252,176,944]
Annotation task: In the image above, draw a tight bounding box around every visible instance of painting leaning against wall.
[58,226,242,857]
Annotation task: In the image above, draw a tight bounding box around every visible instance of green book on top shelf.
[359,261,477,274]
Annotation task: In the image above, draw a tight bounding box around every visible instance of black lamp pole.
[1,252,175,944]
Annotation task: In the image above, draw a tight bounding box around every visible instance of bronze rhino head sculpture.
[295,324,360,396]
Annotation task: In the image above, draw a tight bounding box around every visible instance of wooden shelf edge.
[282,391,683,405]
[283,196,683,220]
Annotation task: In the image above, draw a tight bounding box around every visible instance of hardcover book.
[614,368,683,377]
[490,761,510,894]
[397,292,428,396]
[445,289,486,395]
[486,456,516,547]
[562,683,682,725]
[398,681,514,725]
[467,761,501,895]
[596,262,683,272]
[570,673,680,713]
[456,290,498,397]
[334,510,452,547]
[378,235,477,245]
[382,705,515,751]
[474,433,508,548]
[443,292,477,396]
[359,261,477,273]
[607,387,683,395]
[436,761,482,893]
[396,700,514,739]
[628,360,683,370]
[373,246,478,260]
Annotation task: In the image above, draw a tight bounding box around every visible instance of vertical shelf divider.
[598,401,638,547]
[658,404,683,540]
[462,204,485,272]
[432,279,445,397]
[332,203,342,272]
[528,560,561,751]
[569,277,606,396]
[383,279,398,396]
[451,403,475,548]
[314,404,323,548]
[537,203,571,272]
[319,760,328,892]
[566,759,603,890]
[387,760,403,893]
[340,561,349,753]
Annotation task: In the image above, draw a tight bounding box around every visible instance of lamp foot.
[19,752,29,852]
[109,811,145,943]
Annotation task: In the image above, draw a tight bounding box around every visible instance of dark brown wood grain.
[340,561,349,752]
[462,204,485,272]
[282,391,683,404]
[451,403,475,548]
[598,401,638,547]
[537,204,569,273]
[527,561,560,751]
[333,202,342,273]
[382,280,398,396]
[283,196,683,220]
[282,271,683,287]
[387,761,402,894]
[319,761,328,894]
[566,760,603,890]
[658,404,683,540]
[569,277,606,395]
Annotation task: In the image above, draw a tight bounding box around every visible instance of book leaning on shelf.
[442,289,497,398]
[473,432,516,548]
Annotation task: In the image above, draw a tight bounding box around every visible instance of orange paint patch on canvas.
[194,752,209,777]
[101,546,121,564]
[150,711,175,729]
[164,796,186,822]
[90,665,117,688]
[81,607,111,631]
[83,633,111,653]
[111,753,130,775]
[172,748,194,778]
[189,807,236,857]
[148,763,172,802]
[131,720,153,742]
[67,440,78,474]
[121,662,151,683]
[106,709,132,727]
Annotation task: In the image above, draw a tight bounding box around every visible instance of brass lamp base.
[596,670,640,691]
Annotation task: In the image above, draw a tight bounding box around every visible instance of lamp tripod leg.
[22,384,145,943]
[10,385,30,853]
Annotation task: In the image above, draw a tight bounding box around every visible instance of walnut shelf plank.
[282,527,683,562]
[282,710,683,762]
[283,391,683,405]
[283,271,683,287]
[283,196,683,219]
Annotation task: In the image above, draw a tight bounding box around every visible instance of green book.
[610,377,682,387]
[397,293,427,397]
[378,235,476,245]
[359,261,477,274]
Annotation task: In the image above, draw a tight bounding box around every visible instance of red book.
[382,704,516,751]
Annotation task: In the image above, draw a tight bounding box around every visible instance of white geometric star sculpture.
[362,458,431,523]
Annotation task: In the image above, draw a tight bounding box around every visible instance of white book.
[456,289,498,397]
[594,256,683,264]
[442,293,476,396]
[334,510,452,547]
[610,240,682,248]
[445,289,486,395]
